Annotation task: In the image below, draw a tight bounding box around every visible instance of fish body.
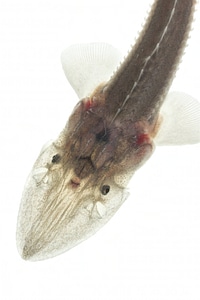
[17,0,200,261]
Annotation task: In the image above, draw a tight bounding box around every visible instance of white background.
[0,0,200,299]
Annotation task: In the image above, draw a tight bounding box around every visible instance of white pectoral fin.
[61,43,122,99]
[155,92,200,146]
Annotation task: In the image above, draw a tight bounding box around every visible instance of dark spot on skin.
[74,156,95,178]
[51,154,61,164]
[101,185,110,195]
[96,129,109,142]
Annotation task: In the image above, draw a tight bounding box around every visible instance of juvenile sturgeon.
[17,0,200,261]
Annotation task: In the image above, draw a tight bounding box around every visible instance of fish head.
[17,88,154,261]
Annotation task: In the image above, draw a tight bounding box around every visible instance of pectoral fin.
[155,92,200,146]
[61,43,122,99]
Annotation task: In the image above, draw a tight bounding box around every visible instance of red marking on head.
[70,177,80,188]
[136,133,150,145]
[84,98,94,111]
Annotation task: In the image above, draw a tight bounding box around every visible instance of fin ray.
[61,43,122,99]
[155,92,200,146]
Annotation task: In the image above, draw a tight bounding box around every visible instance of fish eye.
[101,185,110,195]
[51,154,61,164]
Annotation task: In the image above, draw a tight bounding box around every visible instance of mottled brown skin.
[63,90,152,189]
[63,0,195,186]
[105,0,195,120]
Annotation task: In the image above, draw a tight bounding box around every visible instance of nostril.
[96,129,109,142]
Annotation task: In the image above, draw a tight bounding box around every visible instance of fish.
[16,0,200,261]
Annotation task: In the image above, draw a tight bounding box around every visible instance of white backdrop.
[0,0,200,299]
